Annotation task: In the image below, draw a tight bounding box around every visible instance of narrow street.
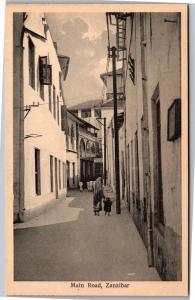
[14,190,160,281]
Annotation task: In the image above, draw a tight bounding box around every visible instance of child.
[79,181,83,192]
[103,197,112,216]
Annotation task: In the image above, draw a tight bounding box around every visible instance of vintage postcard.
[5,2,188,296]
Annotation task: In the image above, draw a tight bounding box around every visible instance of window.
[48,85,52,112]
[66,126,70,149]
[59,72,61,91]
[35,148,41,195]
[94,109,101,118]
[57,95,60,125]
[91,143,95,154]
[50,155,53,192]
[167,98,181,141]
[72,162,75,184]
[128,53,135,85]
[28,37,35,89]
[80,139,85,158]
[39,56,52,85]
[53,85,56,119]
[81,109,91,118]
[71,125,74,150]
[72,110,78,117]
[59,160,61,190]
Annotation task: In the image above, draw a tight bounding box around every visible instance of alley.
[14,190,160,281]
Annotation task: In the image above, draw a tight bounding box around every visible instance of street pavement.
[14,190,160,281]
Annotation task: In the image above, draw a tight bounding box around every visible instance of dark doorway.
[66,161,70,188]
[152,96,164,225]
[55,157,58,199]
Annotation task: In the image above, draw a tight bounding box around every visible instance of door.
[55,157,58,199]
[66,161,70,188]
[153,99,164,225]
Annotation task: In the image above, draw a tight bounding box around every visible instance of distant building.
[66,110,102,189]
[13,13,69,222]
[66,111,79,189]
[69,99,103,181]
[69,97,124,185]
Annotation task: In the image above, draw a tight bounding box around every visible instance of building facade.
[69,100,103,182]
[66,111,79,189]
[106,12,182,280]
[78,119,101,187]
[13,13,69,222]
[66,109,102,189]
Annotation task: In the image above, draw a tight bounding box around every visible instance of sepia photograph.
[5,3,188,297]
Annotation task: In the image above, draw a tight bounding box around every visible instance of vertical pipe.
[112,46,121,214]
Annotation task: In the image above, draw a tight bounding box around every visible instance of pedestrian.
[93,177,103,216]
[103,197,112,216]
[79,181,83,192]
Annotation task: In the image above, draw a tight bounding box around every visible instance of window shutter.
[167,98,181,141]
[61,105,69,134]
[128,54,135,85]
[39,56,52,85]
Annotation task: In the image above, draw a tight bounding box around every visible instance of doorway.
[55,157,58,199]
[152,92,164,226]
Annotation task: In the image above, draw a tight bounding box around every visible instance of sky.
[46,13,113,107]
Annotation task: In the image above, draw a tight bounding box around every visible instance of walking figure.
[79,181,83,192]
[93,177,103,216]
[103,198,112,216]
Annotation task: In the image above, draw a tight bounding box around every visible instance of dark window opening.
[35,148,41,195]
[71,125,74,150]
[73,162,75,184]
[28,37,35,89]
[57,95,60,124]
[81,109,91,118]
[156,101,164,225]
[94,109,101,118]
[50,155,53,192]
[39,56,52,85]
[53,85,56,119]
